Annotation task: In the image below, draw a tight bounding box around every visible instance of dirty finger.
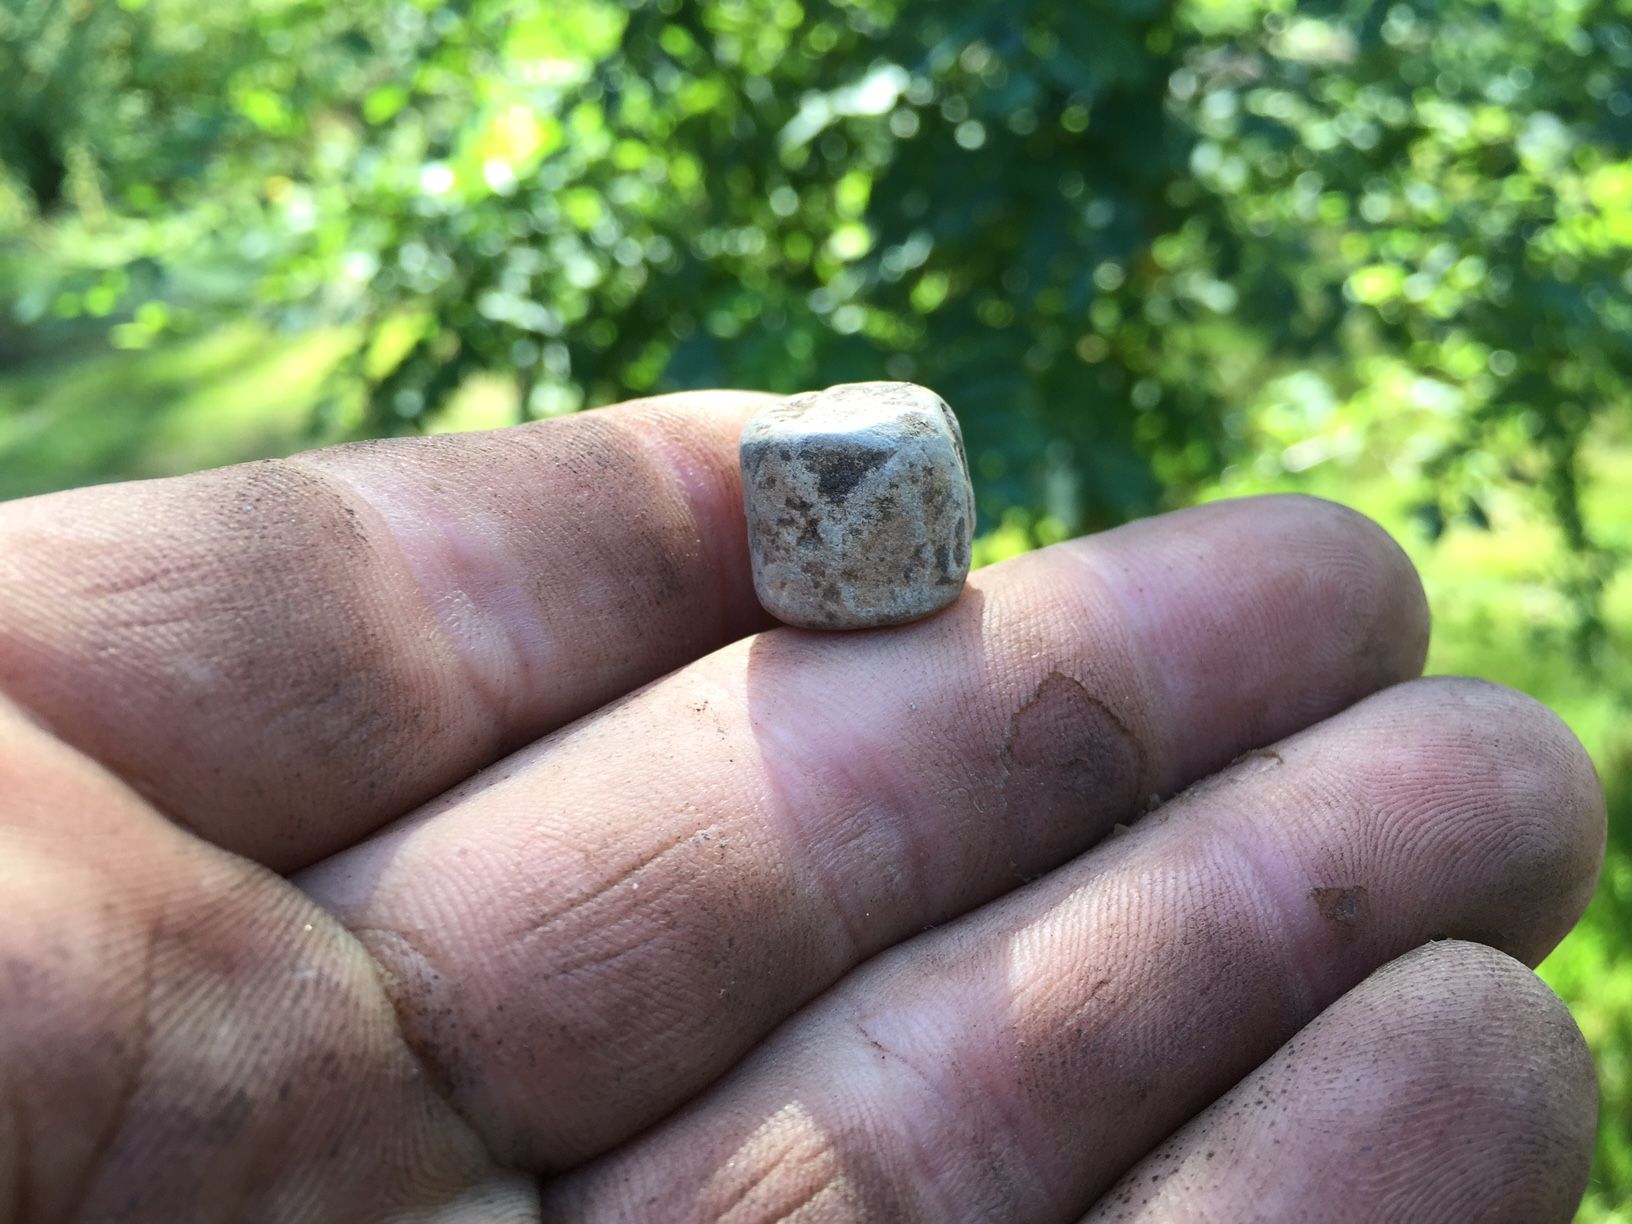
[1086,940,1595,1224]
[540,678,1603,1220]
[0,391,774,869]
[300,495,1430,1172]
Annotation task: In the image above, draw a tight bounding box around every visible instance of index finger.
[0,391,774,870]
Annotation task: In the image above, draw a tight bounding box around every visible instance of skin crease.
[0,391,1606,1223]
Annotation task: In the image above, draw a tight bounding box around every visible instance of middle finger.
[299,495,1426,1171]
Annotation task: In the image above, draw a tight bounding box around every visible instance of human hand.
[0,392,1603,1222]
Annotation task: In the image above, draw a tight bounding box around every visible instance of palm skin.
[0,391,1602,1223]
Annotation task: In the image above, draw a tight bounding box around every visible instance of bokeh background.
[1,0,1629,1214]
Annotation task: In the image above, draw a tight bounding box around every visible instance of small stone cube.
[740,381,976,630]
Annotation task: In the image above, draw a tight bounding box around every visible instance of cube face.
[740,382,976,630]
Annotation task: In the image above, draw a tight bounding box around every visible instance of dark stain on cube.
[812,446,892,503]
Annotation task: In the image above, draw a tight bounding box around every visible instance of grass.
[0,323,356,500]
[1,328,1629,1218]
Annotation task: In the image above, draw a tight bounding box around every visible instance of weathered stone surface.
[740,381,975,629]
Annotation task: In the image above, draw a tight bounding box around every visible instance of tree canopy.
[3,0,1630,626]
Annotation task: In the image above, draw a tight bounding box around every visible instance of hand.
[0,392,1602,1222]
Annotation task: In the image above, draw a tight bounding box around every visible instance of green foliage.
[6,0,1632,587]
[1178,0,1632,640]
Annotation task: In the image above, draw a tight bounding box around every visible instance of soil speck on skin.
[999,670,1146,815]
[1309,885,1367,927]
